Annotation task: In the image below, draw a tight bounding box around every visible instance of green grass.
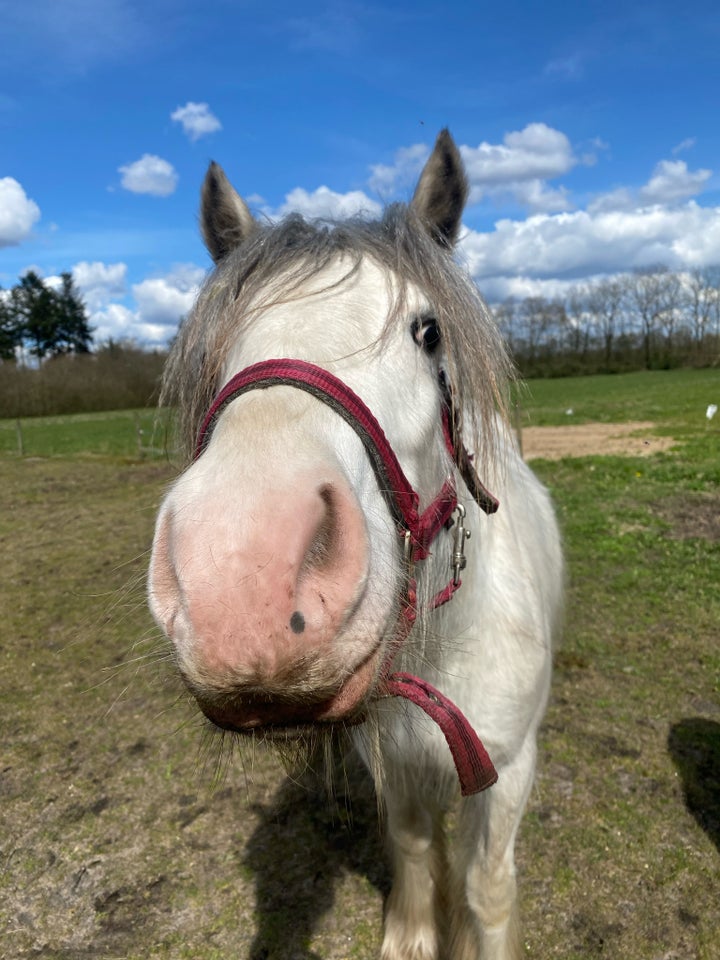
[514,367,720,428]
[0,407,172,458]
[1,368,719,959]
[519,369,720,959]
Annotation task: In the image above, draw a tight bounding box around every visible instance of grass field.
[0,408,171,459]
[1,367,719,959]
[522,370,720,958]
[514,366,720,429]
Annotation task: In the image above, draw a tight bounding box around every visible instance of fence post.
[16,418,24,456]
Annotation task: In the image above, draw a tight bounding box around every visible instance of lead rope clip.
[451,503,471,585]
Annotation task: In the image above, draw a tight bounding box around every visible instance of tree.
[0,288,21,361]
[684,267,720,352]
[518,296,549,366]
[493,298,519,354]
[11,271,56,358]
[656,270,683,359]
[626,267,677,369]
[52,273,93,355]
[586,277,625,365]
[8,271,93,359]
[562,285,592,360]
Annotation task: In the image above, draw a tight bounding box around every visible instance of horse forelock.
[161,204,512,472]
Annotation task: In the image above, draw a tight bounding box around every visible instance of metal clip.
[403,529,413,562]
[451,503,471,585]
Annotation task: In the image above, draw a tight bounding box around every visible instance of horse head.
[148,131,505,740]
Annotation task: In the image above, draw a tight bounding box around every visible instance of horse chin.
[193,644,383,738]
[209,714,367,744]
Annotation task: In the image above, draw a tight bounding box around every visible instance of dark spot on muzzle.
[289,610,306,634]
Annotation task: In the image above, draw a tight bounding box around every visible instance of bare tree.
[516,296,568,368]
[518,296,548,366]
[626,266,677,368]
[492,264,719,375]
[656,270,683,358]
[493,298,519,355]
[710,268,720,348]
[562,284,592,360]
[685,266,720,356]
[585,278,626,364]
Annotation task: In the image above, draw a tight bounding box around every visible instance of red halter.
[195,358,499,795]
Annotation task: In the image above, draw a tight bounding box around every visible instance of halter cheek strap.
[195,358,499,795]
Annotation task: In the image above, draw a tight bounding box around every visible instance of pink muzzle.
[195,358,499,795]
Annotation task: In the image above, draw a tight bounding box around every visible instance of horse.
[148,129,563,960]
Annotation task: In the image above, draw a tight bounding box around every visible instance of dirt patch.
[521,420,676,460]
[655,493,720,541]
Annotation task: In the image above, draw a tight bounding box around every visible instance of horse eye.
[411,317,441,353]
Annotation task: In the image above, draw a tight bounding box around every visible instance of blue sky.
[2,0,719,346]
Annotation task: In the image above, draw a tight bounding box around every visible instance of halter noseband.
[195,358,499,795]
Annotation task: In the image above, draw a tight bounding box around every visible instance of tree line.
[2,264,719,419]
[0,272,167,419]
[492,265,720,377]
[0,341,167,419]
[0,271,93,360]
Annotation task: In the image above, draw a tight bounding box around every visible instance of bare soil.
[521,420,676,460]
[656,493,720,542]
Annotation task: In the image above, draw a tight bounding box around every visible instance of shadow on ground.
[668,718,720,852]
[243,752,390,960]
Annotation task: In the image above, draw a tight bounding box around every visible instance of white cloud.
[274,186,382,220]
[508,179,572,214]
[171,101,222,141]
[589,157,713,213]
[131,264,205,327]
[72,261,127,311]
[369,143,430,195]
[90,302,139,343]
[365,124,581,212]
[91,302,173,348]
[118,154,178,197]
[639,159,711,204]
[46,261,206,348]
[460,123,576,190]
[459,202,720,283]
[369,124,581,214]
[587,187,636,214]
[0,177,41,247]
[478,274,585,303]
[672,137,697,156]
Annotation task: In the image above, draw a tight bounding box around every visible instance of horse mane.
[161,203,513,466]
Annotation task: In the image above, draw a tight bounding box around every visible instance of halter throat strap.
[195,358,499,796]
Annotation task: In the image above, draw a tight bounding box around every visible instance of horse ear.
[201,162,258,263]
[411,129,468,248]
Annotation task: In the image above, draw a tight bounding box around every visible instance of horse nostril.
[289,610,306,634]
[300,484,337,571]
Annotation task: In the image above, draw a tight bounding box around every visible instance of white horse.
[149,130,563,960]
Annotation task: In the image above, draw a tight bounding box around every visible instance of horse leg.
[449,738,538,960]
[381,788,448,960]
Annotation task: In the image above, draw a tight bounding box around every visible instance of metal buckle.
[451,503,471,585]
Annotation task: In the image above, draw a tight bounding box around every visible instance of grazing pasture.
[0,409,170,459]
[1,367,718,960]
